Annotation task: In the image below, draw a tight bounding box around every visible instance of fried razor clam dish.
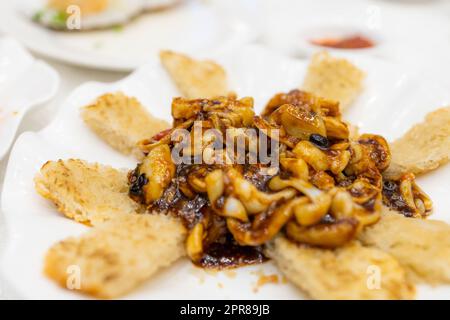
[131,90,430,267]
[35,52,450,299]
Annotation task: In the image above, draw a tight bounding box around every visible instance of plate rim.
[0,37,60,160]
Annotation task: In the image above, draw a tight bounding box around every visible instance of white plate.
[1,45,449,299]
[0,37,59,161]
[0,0,258,71]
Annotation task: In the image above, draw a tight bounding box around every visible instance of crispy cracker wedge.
[302,52,365,111]
[359,206,450,284]
[384,106,450,180]
[35,159,143,226]
[45,213,186,299]
[82,92,170,159]
[160,50,228,99]
[266,237,415,300]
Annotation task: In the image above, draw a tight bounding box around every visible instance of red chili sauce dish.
[310,35,375,49]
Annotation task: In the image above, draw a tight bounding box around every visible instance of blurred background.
[0,0,448,134]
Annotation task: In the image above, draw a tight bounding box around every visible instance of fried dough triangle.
[44,213,186,298]
[266,237,414,299]
[160,50,228,99]
[302,51,365,111]
[82,92,170,159]
[35,159,143,225]
[384,106,450,180]
[359,206,450,284]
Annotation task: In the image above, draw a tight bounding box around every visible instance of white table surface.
[0,0,449,299]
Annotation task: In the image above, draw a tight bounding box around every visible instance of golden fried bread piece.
[82,92,170,159]
[44,213,186,299]
[302,51,365,111]
[384,107,450,180]
[266,237,414,300]
[160,50,228,99]
[359,207,450,284]
[35,159,142,225]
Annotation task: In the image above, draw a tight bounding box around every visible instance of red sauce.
[151,128,172,141]
[310,35,375,49]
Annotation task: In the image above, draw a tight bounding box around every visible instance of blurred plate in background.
[0,0,259,71]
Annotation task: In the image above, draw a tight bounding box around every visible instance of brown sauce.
[197,241,267,269]
[359,137,389,169]
[382,180,415,217]
[147,163,271,269]
[242,164,274,192]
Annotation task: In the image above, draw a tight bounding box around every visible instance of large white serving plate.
[1,45,449,299]
[0,0,258,71]
[0,37,59,161]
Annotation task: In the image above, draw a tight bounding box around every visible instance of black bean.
[137,174,148,187]
[129,184,142,196]
[383,180,397,192]
[309,134,329,149]
[129,173,148,197]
